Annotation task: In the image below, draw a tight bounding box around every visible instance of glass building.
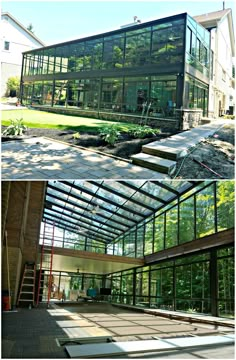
[40,180,234,318]
[21,13,211,124]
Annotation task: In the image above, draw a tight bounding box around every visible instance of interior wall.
[2,181,46,306]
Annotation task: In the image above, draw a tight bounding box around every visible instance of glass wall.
[22,75,178,118]
[40,224,106,254]
[23,16,187,77]
[183,75,208,115]
[22,13,210,117]
[41,181,234,259]
[38,271,103,301]
[185,15,210,78]
[109,246,234,317]
[108,181,234,258]
[217,248,234,318]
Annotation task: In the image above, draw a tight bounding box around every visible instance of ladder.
[36,221,55,307]
[17,262,36,307]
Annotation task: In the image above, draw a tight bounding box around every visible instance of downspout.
[20,54,25,104]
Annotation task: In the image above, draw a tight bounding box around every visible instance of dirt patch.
[172,124,235,179]
[1,127,175,160]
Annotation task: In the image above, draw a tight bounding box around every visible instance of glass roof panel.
[44,180,201,243]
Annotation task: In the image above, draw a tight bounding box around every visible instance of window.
[186,27,192,54]
[4,41,10,51]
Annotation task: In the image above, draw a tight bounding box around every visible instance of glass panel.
[196,184,215,238]
[165,205,178,248]
[217,181,235,231]
[218,255,234,318]
[144,219,153,255]
[179,196,195,244]
[123,77,149,114]
[100,78,123,112]
[154,214,164,252]
[135,271,149,307]
[125,31,150,67]
[136,225,144,257]
[123,231,136,257]
[121,272,133,304]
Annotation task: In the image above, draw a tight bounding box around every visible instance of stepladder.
[17,262,36,307]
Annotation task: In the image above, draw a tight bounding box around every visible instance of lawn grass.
[1,109,137,133]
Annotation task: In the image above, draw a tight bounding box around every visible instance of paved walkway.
[1,120,231,180]
[2,137,164,180]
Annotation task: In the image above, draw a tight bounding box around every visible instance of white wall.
[1,14,43,96]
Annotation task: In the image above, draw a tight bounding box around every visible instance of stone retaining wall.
[32,106,204,131]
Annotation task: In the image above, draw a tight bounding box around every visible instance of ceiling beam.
[44,199,124,234]
[117,181,168,204]
[43,212,115,242]
[46,191,131,229]
[62,181,145,218]
[88,180,156,212]
[47,183,137,224]
[43,218,108,244]
[151,181,180,195]
[44,205,120,236]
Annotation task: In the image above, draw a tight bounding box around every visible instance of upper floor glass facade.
[21,13,211,117]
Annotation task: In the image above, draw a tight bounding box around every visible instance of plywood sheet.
[77,313,112,318]
[95,320,134,327]
[56,320,94,328]
[85,316,122,322]
[63,327,91,338]
[66,335,235,358]
[84,327,112,337]
[117,316,156,321]
[150,324,194,333]
[133,320,174,326]
[116,313,152,317]
[108,326,159,336]
[47,309,72,316]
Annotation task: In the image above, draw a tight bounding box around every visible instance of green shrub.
[99,125,120,146]
[130,125,161,139]
[72,132,80,142]
[2,118,27,136]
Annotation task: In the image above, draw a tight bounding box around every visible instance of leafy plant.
[72,132,80,143]
[99,125,120,146]
[130,125,161,139]
[2,118,27,136]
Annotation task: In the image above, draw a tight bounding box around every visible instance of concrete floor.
[2,303,235,359]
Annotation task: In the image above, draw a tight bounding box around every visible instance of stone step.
[142,143,183,160]
[131,153,176,174]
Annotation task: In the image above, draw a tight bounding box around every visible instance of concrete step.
[131,153,176,174]
[142,143,184,160]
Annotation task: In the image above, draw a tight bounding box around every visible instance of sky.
[1,0,236,45]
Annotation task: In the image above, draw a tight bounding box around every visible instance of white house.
[1,12,44,97]
[194,8,235,117]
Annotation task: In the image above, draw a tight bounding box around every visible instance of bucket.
[2,296,11,311]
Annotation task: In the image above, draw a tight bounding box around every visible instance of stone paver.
[1,137,166,180]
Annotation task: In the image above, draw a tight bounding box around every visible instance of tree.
[6,76,20,97]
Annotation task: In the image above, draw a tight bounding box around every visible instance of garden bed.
[1,126,176,160]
